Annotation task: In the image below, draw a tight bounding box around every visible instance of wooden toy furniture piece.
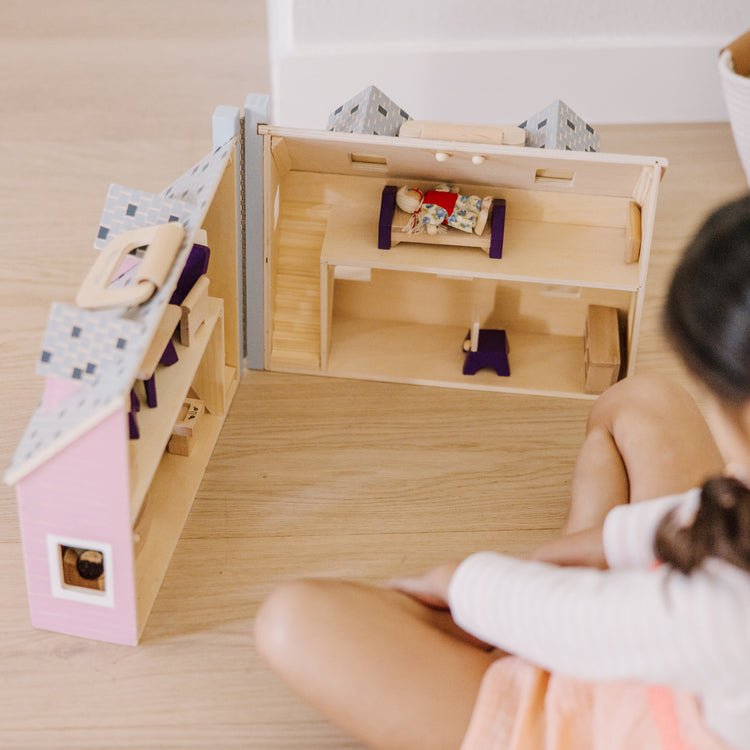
[178,275,211,346]
[584,304,622,395]
[462,329,510,377]
[460,304,510,377]
[4,135,243,645]
[378,185,507,258]
[167,398,206,457]
[136,304,182,408]
[254,120,666,399]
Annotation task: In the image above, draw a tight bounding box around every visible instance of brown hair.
[663,194,750,404]
[658,194,750,572]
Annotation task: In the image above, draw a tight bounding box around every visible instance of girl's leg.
[255,373,724,750]
[255,579,497,750]
[563,372,724,533]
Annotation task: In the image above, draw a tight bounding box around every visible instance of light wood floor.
[2,3,749,748]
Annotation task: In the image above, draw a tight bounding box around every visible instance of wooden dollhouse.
[4,118,245,645]
[253,122,665,399]
[5,93,667,644]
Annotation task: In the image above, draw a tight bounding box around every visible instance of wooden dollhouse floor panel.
[320,187,642,291]
[326,317,587,398]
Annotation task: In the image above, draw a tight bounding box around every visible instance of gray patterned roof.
[5,138,235,485]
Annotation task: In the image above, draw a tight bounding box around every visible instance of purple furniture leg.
[159,340,179,367]
[129,389,140,439]
[488,198,506,259]
[144,376,158,408]
[378,185,397,249]
[170,243,210,306]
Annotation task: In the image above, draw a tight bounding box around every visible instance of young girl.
[255,194,750,750]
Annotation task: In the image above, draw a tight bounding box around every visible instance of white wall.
[266,0,750,127]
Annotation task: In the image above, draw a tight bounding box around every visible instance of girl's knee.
[585,373,692,435]
[255,579,325,667]
[255,578,373,673]
[582,373,721,496]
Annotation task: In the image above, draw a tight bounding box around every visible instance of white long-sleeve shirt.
[447,489,750,749]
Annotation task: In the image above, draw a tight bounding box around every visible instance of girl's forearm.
[528,526,608,569]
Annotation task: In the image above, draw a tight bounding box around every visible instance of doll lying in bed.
[396,184,493,237]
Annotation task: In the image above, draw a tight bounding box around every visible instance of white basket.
[719,49,750,187]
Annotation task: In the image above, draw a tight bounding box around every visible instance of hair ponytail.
[655,476,750,573]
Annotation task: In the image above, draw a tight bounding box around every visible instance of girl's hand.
[384,561,461,610]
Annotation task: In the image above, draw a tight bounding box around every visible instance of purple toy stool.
[462,329,510,376]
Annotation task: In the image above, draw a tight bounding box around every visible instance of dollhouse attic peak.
[4,138,236,487]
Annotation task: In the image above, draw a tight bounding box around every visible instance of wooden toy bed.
[378,185,507,258]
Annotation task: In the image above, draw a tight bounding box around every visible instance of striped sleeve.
[602,488,701,569]
[447,549,750,690]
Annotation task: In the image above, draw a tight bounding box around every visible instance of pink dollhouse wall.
[15,407,138,645]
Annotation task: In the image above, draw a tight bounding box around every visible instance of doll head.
[396,186,423,214]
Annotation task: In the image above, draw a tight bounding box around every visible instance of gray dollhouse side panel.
[212,105,245,370]
[243,94,270,370]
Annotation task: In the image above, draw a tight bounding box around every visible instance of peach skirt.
[461,657,733,750]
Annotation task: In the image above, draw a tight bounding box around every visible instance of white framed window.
[46,534,114,608]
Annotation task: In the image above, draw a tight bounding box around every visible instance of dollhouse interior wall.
[264,130,660,388]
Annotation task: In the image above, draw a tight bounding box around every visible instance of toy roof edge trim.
[4,396,123,487]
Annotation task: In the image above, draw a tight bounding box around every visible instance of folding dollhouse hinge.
[238,113,248,361]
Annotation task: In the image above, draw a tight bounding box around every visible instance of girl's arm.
[527,526,607,568]
[386,492,696,609]
[446,549,750,692]
[386,562,460,610]
[531,488,702,571]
